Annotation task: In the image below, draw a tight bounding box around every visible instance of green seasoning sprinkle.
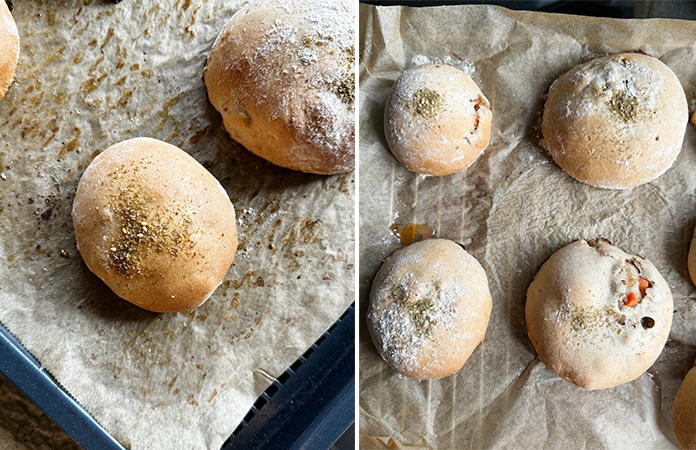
[570,306,624,334]
[609,88,639,122]
[405,296,437,337]
[332,72,355,105]
[410,88,442,119]
[108,186,193,278]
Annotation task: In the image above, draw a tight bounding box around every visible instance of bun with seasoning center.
[367,239,492,380]
[542,53,687,189]
[72,138,237,313]
[384,63,492,176]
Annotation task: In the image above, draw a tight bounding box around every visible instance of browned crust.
[0,0,19,101]
[72,138,238,313]
[674,366,696,449]
[203,0,355,175]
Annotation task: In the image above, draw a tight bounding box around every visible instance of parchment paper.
[359,5,696,449]
[0,1,354,449]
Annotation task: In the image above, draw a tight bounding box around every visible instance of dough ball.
[526,238,673,389]
[542,53,687,189]
[674,363,696,450]
[687,225,696,287]
[72,138,238,313]
[367,239,492,379]
[0,1,19,101]
[384,63,492,176]
[204,0,355,175]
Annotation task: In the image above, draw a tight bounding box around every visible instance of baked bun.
[542,53,687,189]
[526,238,673,389]
[384,64,492,176]
[674,362,696,450]
[0,1,19,101]
[203,0,355,175]
[687,225,696,286]
[367,239,492,379]
[72,138,237,313]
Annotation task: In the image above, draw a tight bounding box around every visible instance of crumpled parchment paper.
[359,4,696,449]
[0,1,354,449]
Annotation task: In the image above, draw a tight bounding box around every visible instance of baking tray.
[0,321,124,449]
[223,304,355,450]
[0,303,355,449]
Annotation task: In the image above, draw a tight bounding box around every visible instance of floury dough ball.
[542,53,688,189]
[526,238,673,389]
[204,0,355,175]
[0,0,19,101]
[384,63,492,176]
[674,362,696,450]
[367,239,492,380]
[72,138,238,313]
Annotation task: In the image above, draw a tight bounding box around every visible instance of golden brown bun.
[0,1,19,101]
[526,238,673,389]
[72,138,237,313]
[384,64,492,176]
[542,53,687,189]
[203,0,355,175]
[674,363,696,450]
[367,239,492,380]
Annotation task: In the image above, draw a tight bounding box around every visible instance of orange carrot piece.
[625,292,638,307]
[639,277,649,296]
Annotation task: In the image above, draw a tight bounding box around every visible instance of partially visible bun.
[72,138,238,313]
[674,363,696,450]
[384,64,492,176]
[542,53,687,189]
[367,239,492,380]
[204,0,355,175]
[0,1,19,101]
[687,225,696,287]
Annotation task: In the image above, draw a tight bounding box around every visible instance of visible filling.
[574,239,656,333]
[471,95,488,133]
[641,317,655,329]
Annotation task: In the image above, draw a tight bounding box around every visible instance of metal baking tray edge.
[222,303,355,450]
[0,320,125,449]
[0,303,355,450]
